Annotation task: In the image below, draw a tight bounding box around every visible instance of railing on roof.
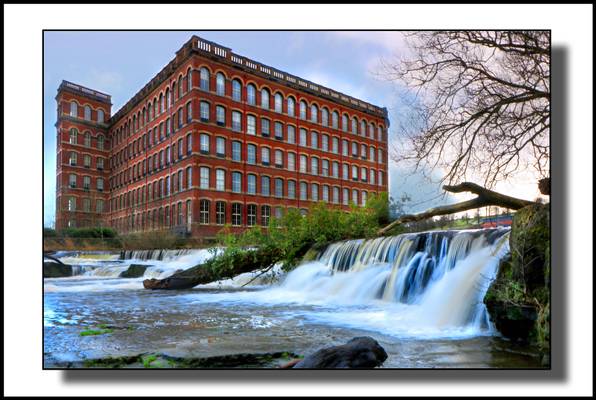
[61,81,111,101]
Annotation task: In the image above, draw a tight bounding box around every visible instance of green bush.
[60,227,118,239]
[43,228,57,237]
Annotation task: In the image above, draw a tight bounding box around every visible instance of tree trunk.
[378,182,536,236]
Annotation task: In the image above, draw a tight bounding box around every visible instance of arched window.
[352,117,358,134]
[178,76,183,98]
[83,105,91,120]
[165,88,170,109]
[84,132,91,147]
[261,88,270,109]
[310,104,318,123]
[247,204,257,226]
[69,152,77,166]
[342,114,349,132]
[186,166,193,188]
[159,93,164,113]
[70,102,78,117]
[200,67,210,91]
[69,128,78,144]
[216,72,226,96]
[215,201,226,225]
[274,93,283,112]
[321,108,329,126]
[261,205,271,226]
[287,97,295,116]
[247,84,256,105]
[299,101,307,120]
[187,68,193,92]
[97,135,105,150]
[200,200,210,225]
[232,79,242,102]
[332,111,339,129]
[361,120,367,136]
[186,200,193,230]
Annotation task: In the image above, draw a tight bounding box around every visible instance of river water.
[43,230,543,368]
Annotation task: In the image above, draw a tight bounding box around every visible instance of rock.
[278,359,302,369]
[483,300,538,342]
[292,337,388,368]
[119,264,149,278]
[43,261,72,278]
[143,277,197,290]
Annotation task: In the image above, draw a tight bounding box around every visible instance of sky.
[43,31,543,227]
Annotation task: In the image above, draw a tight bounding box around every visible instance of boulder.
[43,261,73,278]
[119,264,149,278]
[293,336,388,369]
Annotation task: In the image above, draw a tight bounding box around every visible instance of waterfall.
[275,228,510,335]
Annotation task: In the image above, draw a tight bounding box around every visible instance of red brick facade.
[55,36,389,238]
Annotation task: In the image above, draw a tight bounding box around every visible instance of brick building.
[55,35,390,238]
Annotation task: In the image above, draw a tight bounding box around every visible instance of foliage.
[211,195,389,273]
[43,228,57,237]
[61,227,118,239]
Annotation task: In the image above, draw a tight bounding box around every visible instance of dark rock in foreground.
[119,264,149,278]
[43,261,72,278]
[293,336,388,369]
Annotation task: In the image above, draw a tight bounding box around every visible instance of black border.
[42,29,555,373]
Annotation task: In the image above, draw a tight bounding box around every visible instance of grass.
[80,328,114,336]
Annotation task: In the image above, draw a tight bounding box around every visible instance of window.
[261,88,270,109]
[261,147,270,166]
[342,139,349,156]
[216,105,226,126]
[378,126,384,141]
[274,122,283,140]
[69,174,77,188]
[200,167,210,189]
[299,129,307,146]
[186,166,193,188]
[352,117,358,134]
[275,207,283,219]
[332,111,339,129]
[343,188,349,205]
[261,205,271,227]
[232,141,242,161]
[321,134,329,152]
[67,196,76,211]
[322,159,329,176]
[216,73,225,96]
[247,204,257,226]
[274,93,283,112]
[247,144,256,164]
[311,157,319,175]
[83,155,91,168]
[342,114,348,132]
[96,199,104,213]
[187,69,193,92]
[333,187,340,204]
[332,137,339,154]
[369,146,375,162]
[287,152,296,171]
[97,135,105,150]
[232,203,242,226]
[321,108,329,126]
[378,170,384,186]
[332,161,339,178]
[310,105,318,123]
[275,178,283,197]
[70,102,78,117]
[232,172,242,193]
[361,167,367,182]
[378,148,384,163]
[287,125,295,144]
[200,134,210,154]
[200,101,210,122]
[287,180,296,199]
[232,79,242,101]
[165,88,171,110]
[178,170,184,190]
[247,84,256,105]
[300,181,308,200]
[299,155,307,173]
[247,115,256,135]
[69,128,78,144]
[247,174,257,194]
[200,67,210,91]
[361,144,367,159]
[200,200,210,224]
[361,191,368,206]
[311,131,318,149]
[177,138,183,158]
[261,118,270,136]
[311,184,319,202]
[370,169,376,185]
[322,185,329,202]
[216,201,226,225]
[352,165,358,181]
[83,176,91,190]
[275,150,283,167]
[84,132,91,147]
[342,163,349,180]
[186,133,192,155]
[261,176,270,196]
[287,97,295,116]
[352,189,359,205]
[361,120,367,136]
[69,152,77,166]
[232,111,242,132]
[216,137,226,157]
[352,142,358,157]
[97,109,104,123]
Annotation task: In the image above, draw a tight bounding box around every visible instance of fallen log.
[378,182,536,236]
[143,246,283,290]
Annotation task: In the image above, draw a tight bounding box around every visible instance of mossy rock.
[43,262,72,278]
[119,264,149,278]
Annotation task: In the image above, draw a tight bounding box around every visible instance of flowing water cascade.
[273,228,510,337]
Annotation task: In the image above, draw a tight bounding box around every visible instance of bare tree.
[384,31,550,188]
